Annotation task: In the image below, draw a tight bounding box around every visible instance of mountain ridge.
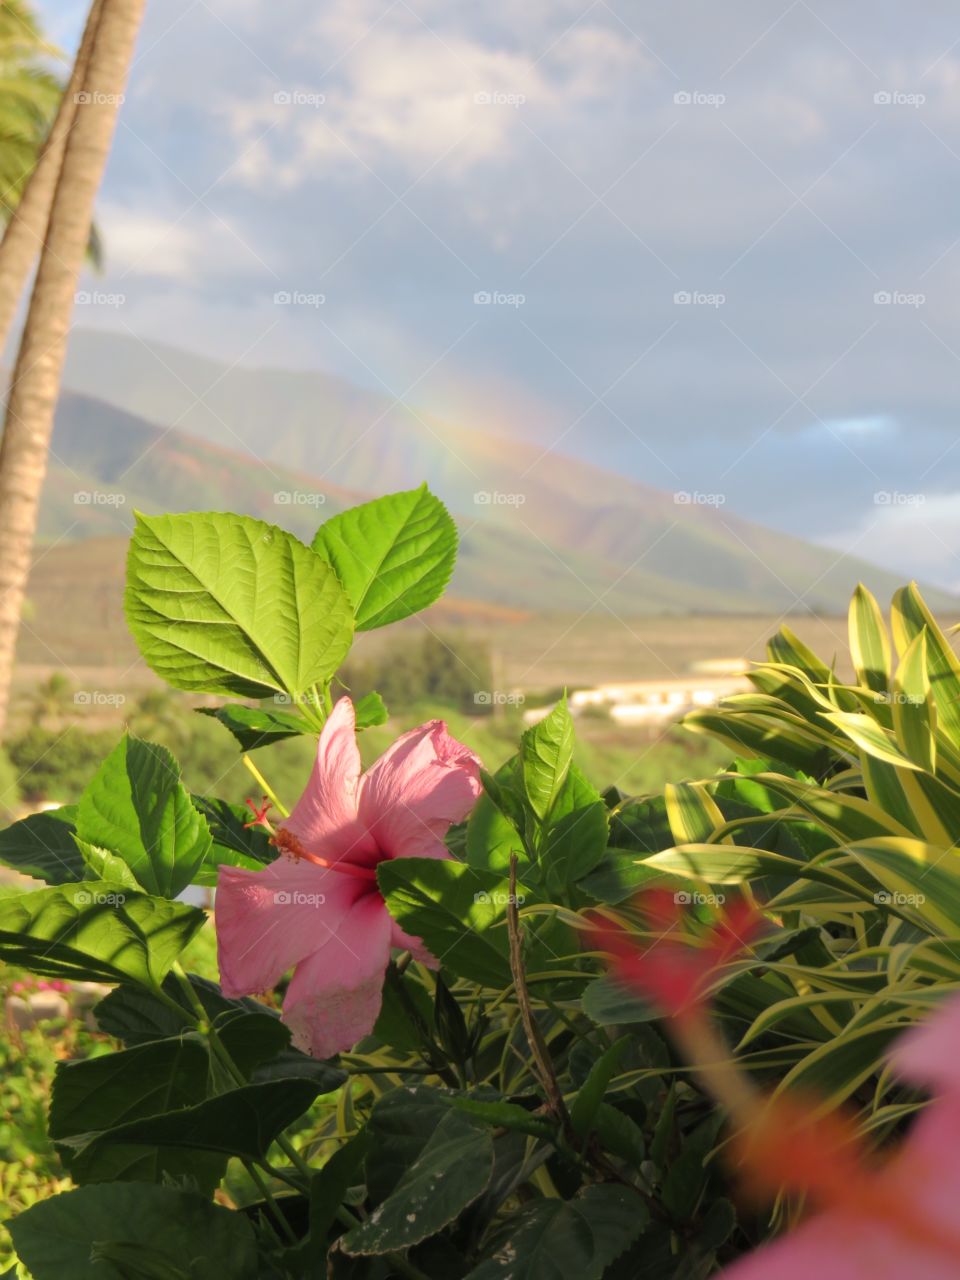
[50,329,958,616]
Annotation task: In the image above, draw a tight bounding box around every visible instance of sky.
[45,0,960,587]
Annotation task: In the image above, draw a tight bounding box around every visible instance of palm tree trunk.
[0,0,106,353]
[0,0,146,738]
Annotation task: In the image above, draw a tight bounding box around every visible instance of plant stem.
[244,1159,298,1246]
[506,854,571,1132]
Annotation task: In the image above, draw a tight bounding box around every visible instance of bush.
[7,725,117,803]
[3,491,957,1278]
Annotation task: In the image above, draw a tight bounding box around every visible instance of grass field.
[15,531,912,690]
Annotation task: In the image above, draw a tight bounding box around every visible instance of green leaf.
[580,850,670,904]
[466,791,526,874]
[444,1095,555,1140]
[312,484,457,630]
[363,1087,453,1204]
[665,781,725,844]
[582,977,656,1026]
[378,858,522,987]
[570,1037,629,1138]
[50,1039,208,1139]
[283,1134,370,1273]
[0,806,82,884]
[93,980,190,1044]
[849,584,891,694]
[77,736,212,898]
[354,690,389,728]
[543,765,608,889]
[820,711,922,771]
[343,1111,493,1254]
[465,1186,646,1280]
[50,1038,225,1191]
[892,582,960,747]
[0,883,205,988]
[846,838,960,935]
[191,796,276,880]
[521,697,574,821]
[9,1183,258,1280]
[97,970,340,1077]
[57,1077,325,1166]
[891,630,936,772]
[75,841,141,889]
[126,510,353,698]
[197,702,307,750]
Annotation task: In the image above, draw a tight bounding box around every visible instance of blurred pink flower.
[215,697,481,1058]
[721,994,960,1280]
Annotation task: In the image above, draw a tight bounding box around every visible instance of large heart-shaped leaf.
[58,1077,325,1165]
[312,484,457,630]
[9,1183,258,1280]
[77,735,212,898]
[0,882,205,988]
[50,1037,224,1190]
[125,510,354,697]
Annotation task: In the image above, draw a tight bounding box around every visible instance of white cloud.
[94,204,268,283]
[220,7,652,187]
[821,493,960,590]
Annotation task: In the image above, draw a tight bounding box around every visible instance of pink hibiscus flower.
[215,697,481,1058]
[721,995,960,1280]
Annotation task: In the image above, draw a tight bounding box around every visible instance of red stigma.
[243,796,273,829]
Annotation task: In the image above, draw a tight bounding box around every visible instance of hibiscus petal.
[283,697,376,863]
[890,993,960,1095]
[720,1213,911,1279]
[216,858,361,998]
[282,892,393,1058]
[358,719,481,858]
